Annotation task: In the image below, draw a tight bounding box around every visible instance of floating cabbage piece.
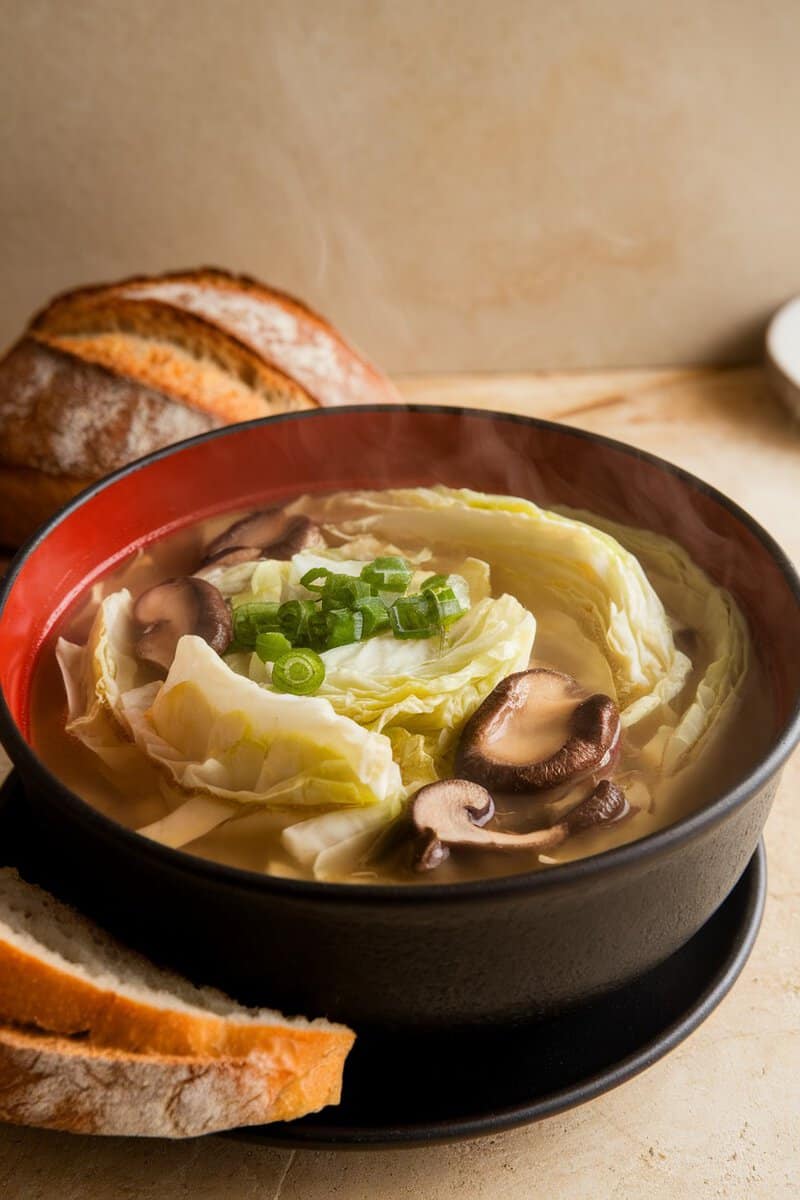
[281,802,403,880]
[197,558,263,599]
[294,486,691,728]
[137,789,239,849]
[57,590,142,725]
[561,507,749,772]
[55,590,160,779]
[121,637,404,832]
[313,594,534,741]
[383,727,443,793]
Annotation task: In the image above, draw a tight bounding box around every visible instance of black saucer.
[0,771,766,1150]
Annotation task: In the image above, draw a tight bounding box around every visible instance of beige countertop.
[0,366,798,1199]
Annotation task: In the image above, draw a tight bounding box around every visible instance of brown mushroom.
[263,515,325,559]
[133,577,232,671]
[411,777,630,870]
[201,545,263,570]
[410,780,496,870]
[455,669,620,794]
[565,779,630,832]
[202,508,324,565]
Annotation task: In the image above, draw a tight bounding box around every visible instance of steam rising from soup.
[32,486,770,885]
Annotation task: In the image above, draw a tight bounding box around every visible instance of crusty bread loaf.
[0,869,354,1134]
[0,266,400,547]
[0,1023,342,1137]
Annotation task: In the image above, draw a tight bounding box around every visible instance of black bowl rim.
[0,404,798,906]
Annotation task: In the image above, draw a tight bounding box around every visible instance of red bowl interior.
[2,407,799,750]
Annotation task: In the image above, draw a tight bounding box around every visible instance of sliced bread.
[0,1022,342,1137]
[0,867,354,1074]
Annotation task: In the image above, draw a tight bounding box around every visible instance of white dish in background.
[766,297,800,419]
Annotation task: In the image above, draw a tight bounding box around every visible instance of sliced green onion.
[278,599,318,644]
[272,648,326,695]
[232,602,282,648]
[300,566,332,594]
[308,608,365,650]
[420,573,449,592]
[307,608,330,651]
[424,583,464,627]
[255,631,293,662]
[354,595,390,637]
[321,574,374,611]
[389,593,438,639]
[326,608,365,648]
[361,556,412,593]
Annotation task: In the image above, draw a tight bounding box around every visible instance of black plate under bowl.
[0,771,766,1150]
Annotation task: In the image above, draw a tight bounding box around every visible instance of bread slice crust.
[0,337,219,478]
[0,1022,343,1137]
[33,266,401,408]
[36,296,317,419]
[0,869,354,1072]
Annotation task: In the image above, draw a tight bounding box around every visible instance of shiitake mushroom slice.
[133,576,232,671]
[202,508,323,565]
[456,668,621,793]
[410,777,630,871]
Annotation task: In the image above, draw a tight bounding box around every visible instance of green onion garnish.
[420,573,449,592]
[321,574,374,611]
[361,556,412,593]
[255,631,293,662]
[236,558,468,661]
[271,647,326,695]
[308,608,366,650]
[300,566,332,593]
[354,595,390,637]
[423,583,464,626]
[232,602,282,648]
[326,608,365,648]
[389,593,438,639]
[278,599,318,644]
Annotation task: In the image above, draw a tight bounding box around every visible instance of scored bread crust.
[36,296,315,420]
[0,266,399,547]
[0,337,219,478]
[33,266,401,410]
[0,1023,343,1137]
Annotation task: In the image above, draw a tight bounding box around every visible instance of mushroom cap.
[456,668,621,793]
[265,515,325,560]
[204,508,287,560]
[133,576,232,671]
[202,509,323,565]
[410,778,569,868]
[410,779,495,869]
[565,779,629,832]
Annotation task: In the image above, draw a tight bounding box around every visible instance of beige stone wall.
[1,1,798,371]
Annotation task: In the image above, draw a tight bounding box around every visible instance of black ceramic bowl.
[1,407,798,1030]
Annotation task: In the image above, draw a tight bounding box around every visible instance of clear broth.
[30,500,774,885]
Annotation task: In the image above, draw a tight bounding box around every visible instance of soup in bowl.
[1,407,798,1027]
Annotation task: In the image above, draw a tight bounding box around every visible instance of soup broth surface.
[31,495,773,885]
